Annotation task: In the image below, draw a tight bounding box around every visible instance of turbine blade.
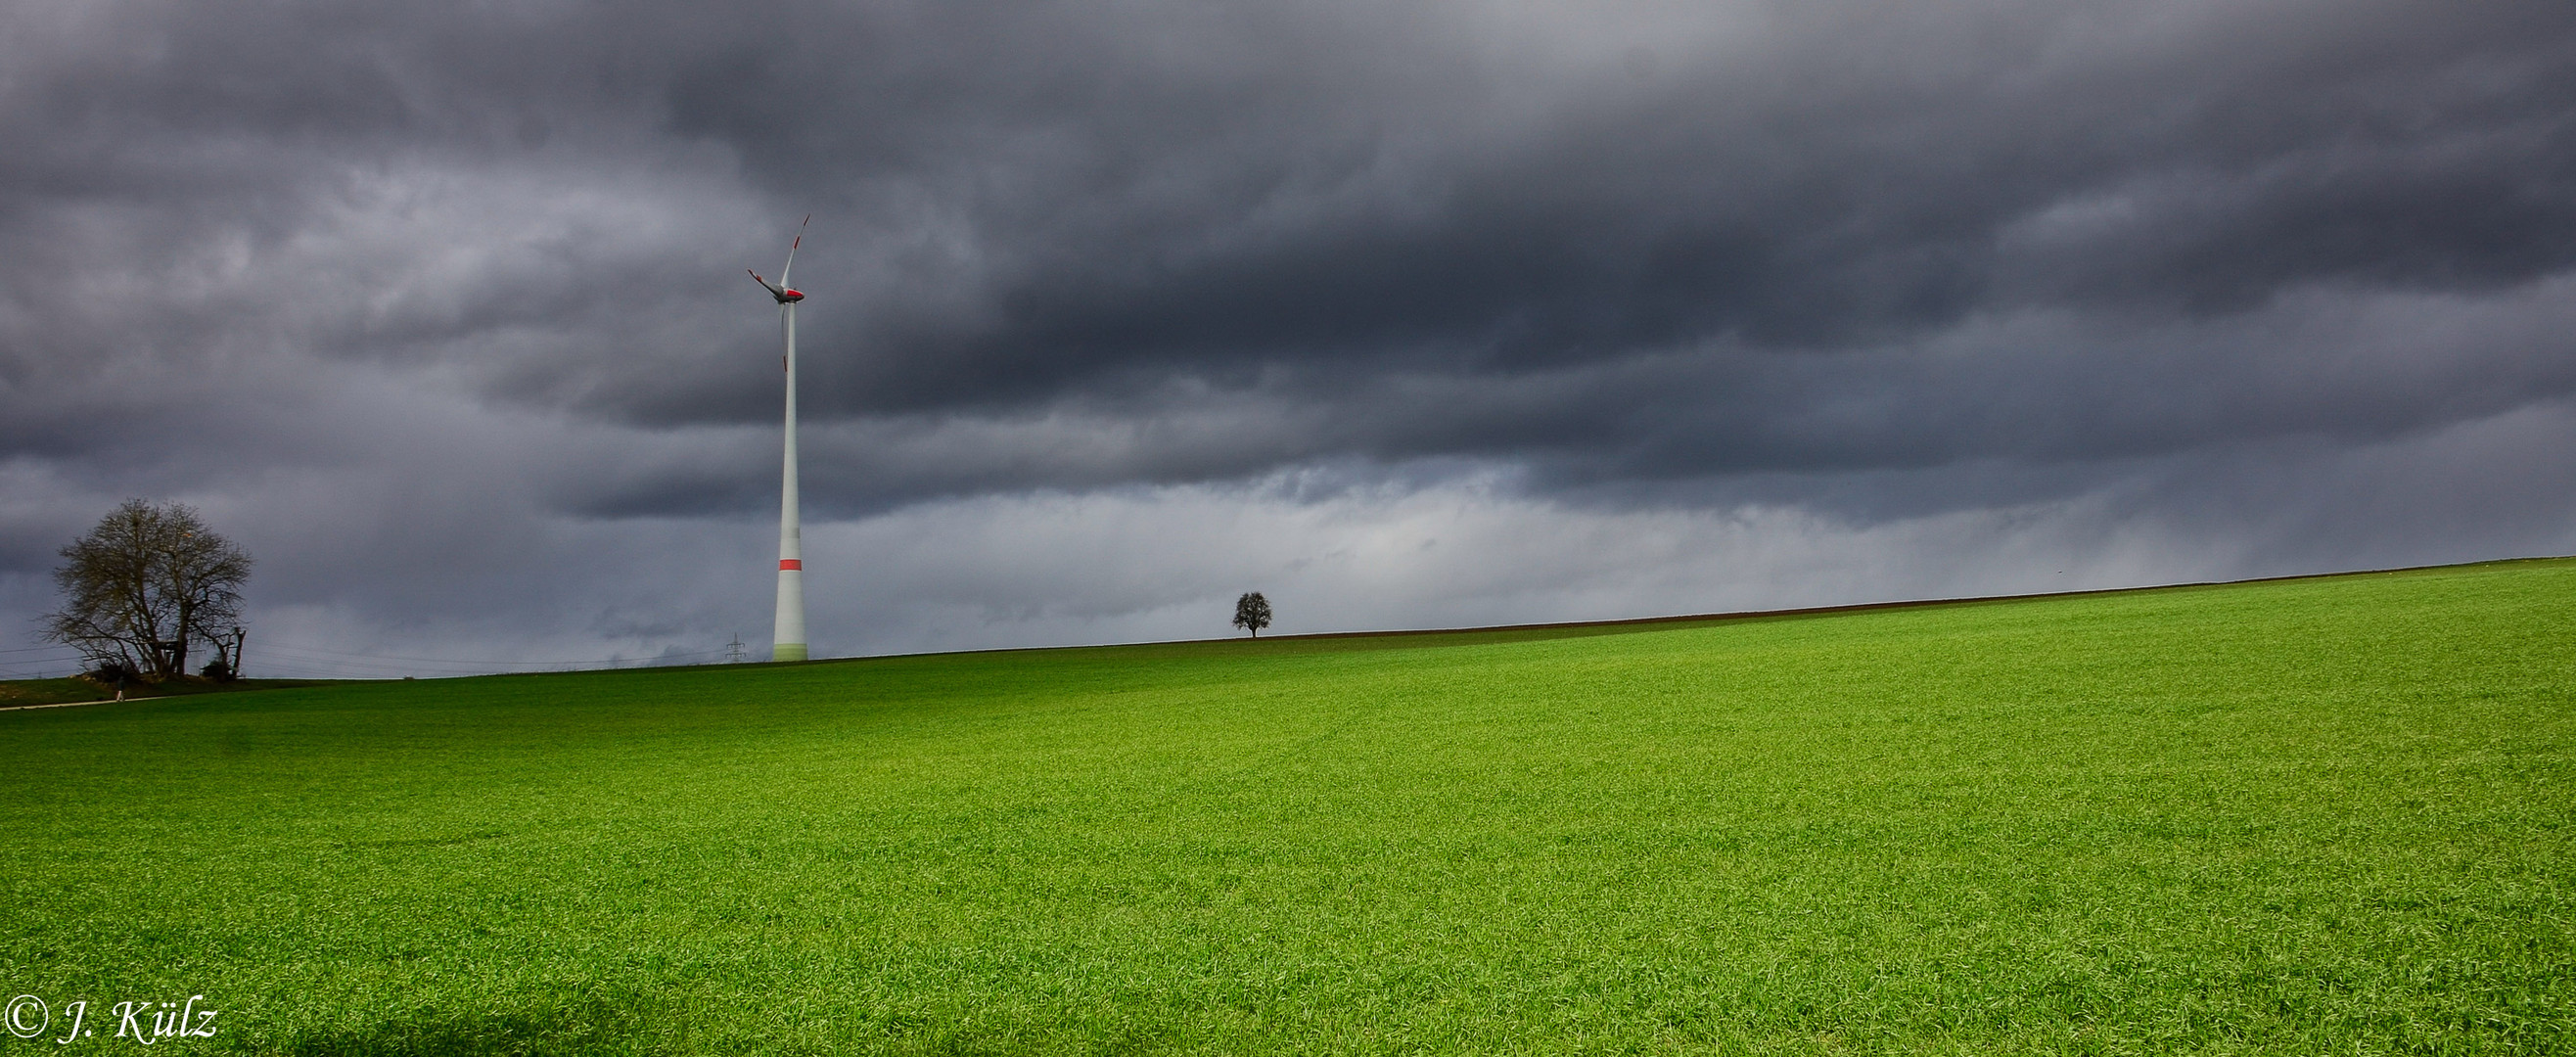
[750,269,784,297]
[779,213,808,287]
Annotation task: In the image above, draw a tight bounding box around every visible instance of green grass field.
[3,560,2572,1054]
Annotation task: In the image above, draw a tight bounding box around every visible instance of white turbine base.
[773,565,806,662]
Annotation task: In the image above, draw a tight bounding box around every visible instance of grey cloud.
[628,277,2573,522]
[16,1,2573,430]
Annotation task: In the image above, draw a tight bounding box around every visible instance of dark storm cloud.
[650,0,2576,504]
[709,0,2576,371]
[10,0,2573,489]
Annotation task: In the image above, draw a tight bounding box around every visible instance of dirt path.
[0,698,130,712]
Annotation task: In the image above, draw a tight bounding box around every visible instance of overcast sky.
[4,0,2572,677]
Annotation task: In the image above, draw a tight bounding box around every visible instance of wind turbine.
[749,215,809,662]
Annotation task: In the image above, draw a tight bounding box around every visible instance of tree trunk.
[173,599,193,678]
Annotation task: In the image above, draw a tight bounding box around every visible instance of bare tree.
[39,500,253,682]
[1232,591,1272,637]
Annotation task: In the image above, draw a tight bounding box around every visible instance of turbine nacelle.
[749,270,805,303]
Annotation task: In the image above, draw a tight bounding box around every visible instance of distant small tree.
[39,500,253,682]
[1232,592,1272,637]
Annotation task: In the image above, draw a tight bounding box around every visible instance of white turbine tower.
[749,216,810,662]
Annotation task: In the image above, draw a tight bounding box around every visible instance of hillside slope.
[2,559,2570,1053]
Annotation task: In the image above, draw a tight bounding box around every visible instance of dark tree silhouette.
[40,500,253,682]
[1232,591,1272,637]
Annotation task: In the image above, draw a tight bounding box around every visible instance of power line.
[254,641,730,666]
[0,644,85,679]
[253,646,573,671]
[4,636,743,682]
[245,641,740,680]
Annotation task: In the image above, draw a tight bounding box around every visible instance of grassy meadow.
[2,560,2571,1054]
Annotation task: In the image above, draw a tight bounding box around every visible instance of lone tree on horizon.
[1233,591,1272,637]
[40,499,253,682]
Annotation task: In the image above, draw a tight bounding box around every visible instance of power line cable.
[241,641,736,680]
[6,637,737,681]
[254,641,731,666]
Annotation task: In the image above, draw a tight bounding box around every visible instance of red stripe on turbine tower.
[780,559,803,571]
